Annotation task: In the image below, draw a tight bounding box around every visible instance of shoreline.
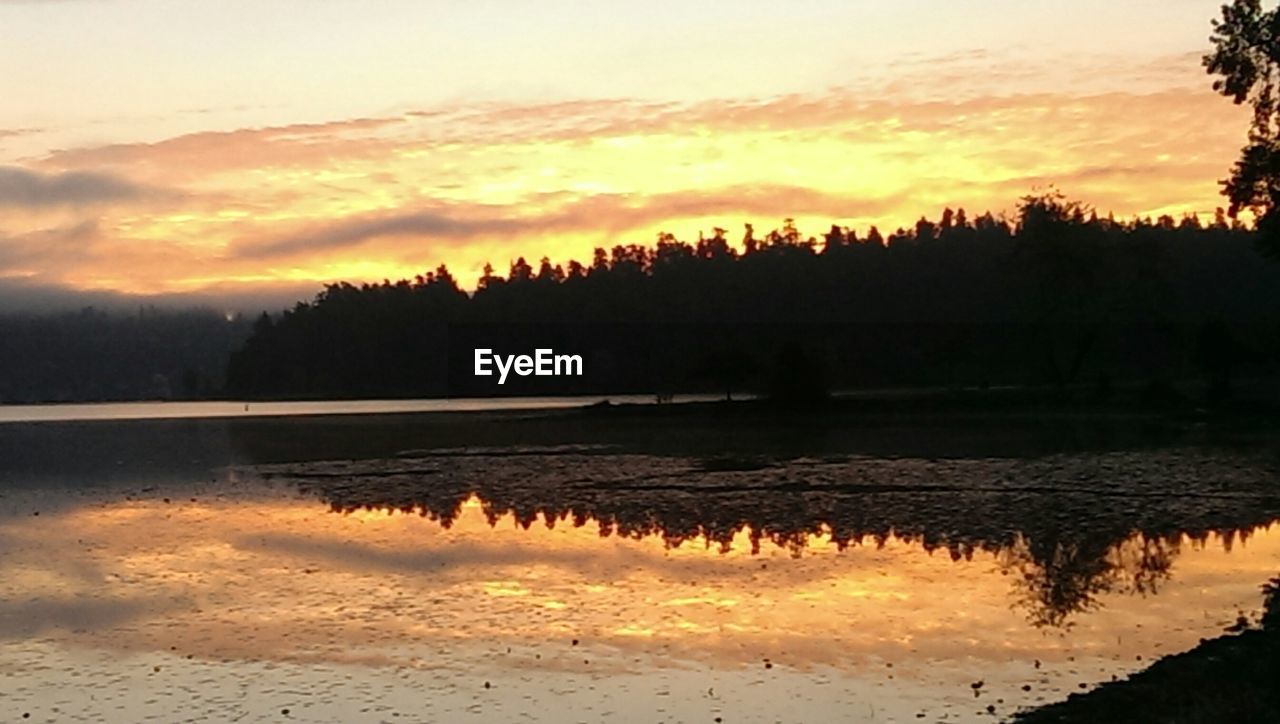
[1013,609,1279,723]
[1,380,1278,427]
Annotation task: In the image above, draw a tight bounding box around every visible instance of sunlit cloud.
[37,117,408,181]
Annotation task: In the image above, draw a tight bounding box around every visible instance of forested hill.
[226,194,1280,401]
[0,308,252,403]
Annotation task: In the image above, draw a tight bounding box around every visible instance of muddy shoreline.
[1014,601,1280,723]
[3,391,1276,485]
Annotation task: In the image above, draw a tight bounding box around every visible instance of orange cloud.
[0,50,1254,299]
[37,116,408,182]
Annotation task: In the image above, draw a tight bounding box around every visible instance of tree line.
[226,193,1280,402]
[0,306,252,403]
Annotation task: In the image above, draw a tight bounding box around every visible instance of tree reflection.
[258,449,1280,630]
[1001,533,1177,628]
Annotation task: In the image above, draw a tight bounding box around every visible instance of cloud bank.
[0,50,1251,309]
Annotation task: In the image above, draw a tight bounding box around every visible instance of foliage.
[0,307,251,402]
[1205,0,1280,257]
[225,200,1280,400]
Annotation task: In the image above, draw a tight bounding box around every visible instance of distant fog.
[0,278,321,316]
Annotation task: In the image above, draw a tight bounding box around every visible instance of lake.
[0,406,1277,722]
[0,395,723,424]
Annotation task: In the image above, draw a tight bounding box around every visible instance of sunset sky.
[0,0,1253,308]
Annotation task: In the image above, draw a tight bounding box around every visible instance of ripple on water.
[1,448,1278,722]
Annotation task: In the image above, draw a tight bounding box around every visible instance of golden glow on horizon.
[0,37,1255,298]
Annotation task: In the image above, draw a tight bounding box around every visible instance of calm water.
[0,395,729,424]
[1,420,1278,722]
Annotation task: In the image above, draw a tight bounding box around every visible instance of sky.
[0,0,1257,309]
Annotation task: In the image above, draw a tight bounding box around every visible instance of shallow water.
[0,394,725,424]
[2,418,1279,723]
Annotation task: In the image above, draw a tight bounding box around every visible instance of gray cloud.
[246,210,521,259]
[235,185,897,260]
[0,220,98,270]
[0,166,165,209]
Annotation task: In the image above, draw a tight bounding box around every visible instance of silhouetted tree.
[1204,0,1280,257]
[220,194,1280,400]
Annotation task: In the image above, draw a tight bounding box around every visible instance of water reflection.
[264,447,1280,628]
[2,491,1276,663]
[1000,534,1176,628]
[2,447,1279,722]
